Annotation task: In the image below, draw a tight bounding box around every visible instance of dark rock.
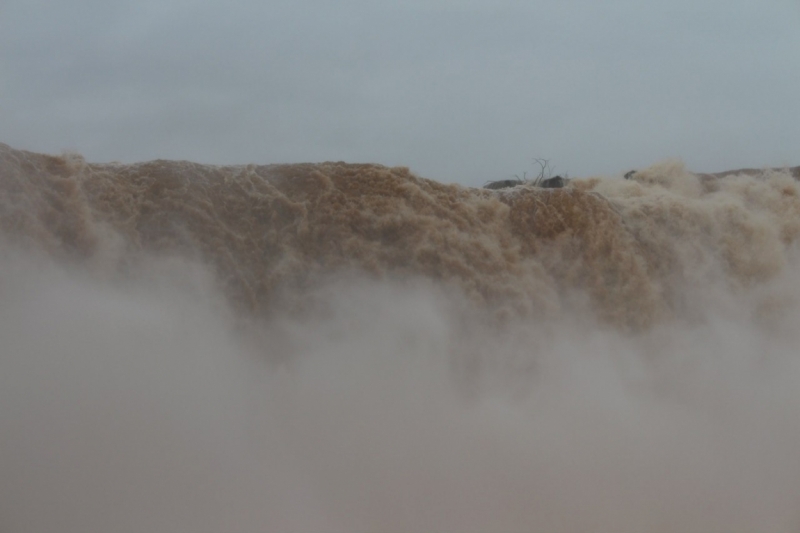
[484,179,523,190]
[540,176,566,189]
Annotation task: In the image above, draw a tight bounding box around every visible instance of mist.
[2,246,800,532]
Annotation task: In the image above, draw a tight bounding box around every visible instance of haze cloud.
[2,0,799,184]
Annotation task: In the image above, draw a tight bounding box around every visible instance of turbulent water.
[2,142,800,532]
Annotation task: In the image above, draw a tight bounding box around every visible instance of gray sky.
[1,0,799,186]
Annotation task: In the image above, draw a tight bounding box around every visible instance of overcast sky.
[1,0,798,186]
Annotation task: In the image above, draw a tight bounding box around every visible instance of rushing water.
[2,142,800,532]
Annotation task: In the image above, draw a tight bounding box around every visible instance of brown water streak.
[2,143,798,329]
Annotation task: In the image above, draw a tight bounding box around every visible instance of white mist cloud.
[2,249,800,532]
